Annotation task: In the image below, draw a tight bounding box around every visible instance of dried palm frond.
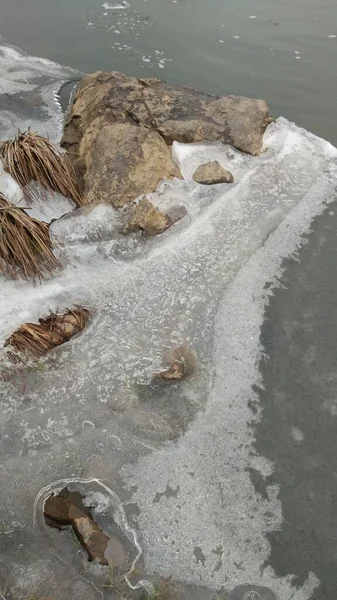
[0,192,60,280]
[39,308,90,342]
[0,129,85,206]
[4,307,90,360]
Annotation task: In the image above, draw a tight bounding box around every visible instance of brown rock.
[121,198,173,236]
[193,161,234,185]
[81,123,181,208]
[157,360,186,381]
[72,513,110,566]
[155,346,196,382]
[44,495,72,529]
[61,72,271,206]
[43,488,114,566]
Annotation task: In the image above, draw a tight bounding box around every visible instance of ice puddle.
[1,42,337,600]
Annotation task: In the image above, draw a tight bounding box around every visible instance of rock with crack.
[61,71,271,206]
[121,198,173,236]
[193,161,234,185]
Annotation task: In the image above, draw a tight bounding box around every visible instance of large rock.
[61,72,271,206]
[71,122,181,208]
[193,161,234,185]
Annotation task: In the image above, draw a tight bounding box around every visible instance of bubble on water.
[291,427,304,442]
[111,42,172,69]
[88,0,156,41]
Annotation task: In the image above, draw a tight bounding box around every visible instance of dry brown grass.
[0,130,85,206]
[4,307,90,359]
[0,192,59,281]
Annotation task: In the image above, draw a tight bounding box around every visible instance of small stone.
[121,198,173,236]
[156,359,185,381]
[155,345,196,382]
[192,161,234,185]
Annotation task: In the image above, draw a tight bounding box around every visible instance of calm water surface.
[0,0,336,143]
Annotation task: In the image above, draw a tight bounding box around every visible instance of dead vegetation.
[103,561,135,599]
[0,575,176,600]
[0,192,59,281]
[103,569,176,600]
[4,307,90,360]
[0,130,85,206]
[140,579,176,600]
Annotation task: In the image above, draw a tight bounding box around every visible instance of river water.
[1,2,337,600]
[1,0,337,144]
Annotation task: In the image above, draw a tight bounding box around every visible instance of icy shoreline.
[1,42,337,600]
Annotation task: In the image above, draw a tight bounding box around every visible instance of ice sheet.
[0,164,24,204]
[0,43,80,142]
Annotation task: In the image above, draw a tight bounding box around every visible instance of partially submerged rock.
[193,161,234,185]
[121,198,173,236]
[44,488,111,566]
[62,71,271,206]
[72,512,110,566]
[157,360,186,382]
[155,346,196,382]
[4,307,89,361]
